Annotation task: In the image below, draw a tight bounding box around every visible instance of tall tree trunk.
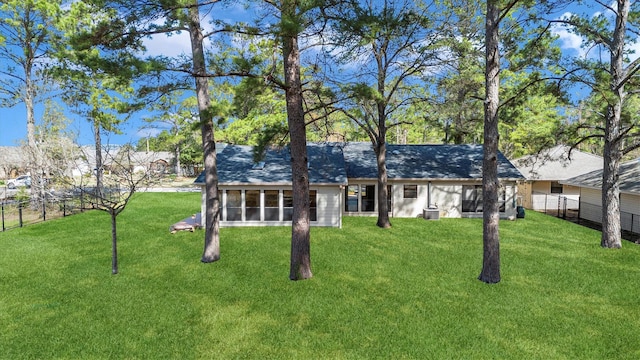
[175,144,182,176]
[375,139,391,228]
[111,211,118,274]
[479,0,501,284]
[282,1,312,281]
[25,59,44,203]
[187,3,221,262]
[93,118,104,199]
[601,0,628,249]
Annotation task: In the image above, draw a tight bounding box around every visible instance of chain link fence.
[1,190,87,232]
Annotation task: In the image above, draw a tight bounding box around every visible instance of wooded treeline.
[1,0,639,281]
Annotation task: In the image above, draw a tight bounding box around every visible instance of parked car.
[7,175,31,189]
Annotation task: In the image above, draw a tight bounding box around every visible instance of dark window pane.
[345,185,358,212]
[403,185,417,199]
[246,190,260,221]
[309,190,317,221]
[362,185,375,212]
[283,190,293,221]
[227,190,242,221]
[550,182,563,194]
[265,190,279,221]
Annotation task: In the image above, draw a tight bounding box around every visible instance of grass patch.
[1,193,640,359]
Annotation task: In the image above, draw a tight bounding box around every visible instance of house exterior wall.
[620,193,640,233]
[579,188,639,233]
[578,187,602,224]
[518,180,581,211]
[200,185,342,228]
[388,180,517,220]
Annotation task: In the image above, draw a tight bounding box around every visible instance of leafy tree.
[0,0,62,146]
[428,0,485,145]
[556,0,640,248]
[70,0,234,263]
[139,93,203,176]
[30,100,78,182]
[327,0,448,228]
[0,0,64,198]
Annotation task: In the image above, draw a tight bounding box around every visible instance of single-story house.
[194,142,524,228]
[560,159,640,235]
[512,145,603,211]
[0,146,28,179]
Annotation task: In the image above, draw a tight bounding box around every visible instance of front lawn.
[1,193,639,359]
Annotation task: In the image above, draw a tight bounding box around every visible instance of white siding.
[526,181,581,210]
[315,187,343,227]
[621,193,640,233]
[579,188,602,224]
[431,183,462,218]
[392,182,429,218]
[389,181,518,219]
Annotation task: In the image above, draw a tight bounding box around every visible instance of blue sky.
[0,2,628,147]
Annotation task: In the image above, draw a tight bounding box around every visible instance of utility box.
[423,207,440,220]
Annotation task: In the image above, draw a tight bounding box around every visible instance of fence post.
[42,196,47,222]
[18,202,23,228]
[1,203,4,232]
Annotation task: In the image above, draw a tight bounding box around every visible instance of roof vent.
[252,161,265,170]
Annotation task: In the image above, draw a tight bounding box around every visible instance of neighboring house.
[0,146,28,179]
[194,142,524,228]
[513,145,603,211]
[561,159,640,235]
[72,146,175,177]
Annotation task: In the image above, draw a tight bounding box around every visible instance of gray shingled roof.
[194,143,348,185]
[195,142,523,185]
[561,159,640,195]
[342,142,523,180]
[512,145,603,181]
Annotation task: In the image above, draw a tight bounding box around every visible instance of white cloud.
[142,31,192,58]
[551,23,587,58]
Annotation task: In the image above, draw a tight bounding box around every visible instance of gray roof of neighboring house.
[194,143,348,185]
[0,146,27,166]
[342,142,523,180]
[194,142,523,186]
[561,159,640,195]
[512,145,603,181]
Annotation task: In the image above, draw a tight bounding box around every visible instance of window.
[345,185,359,212]
[245,190,260,221]
[387,185,392,212]
[550,182,563,194]
[361,185,375,212]
[462,185,505,213]
[462,185,482,213]
[283,190,294,221]
[309,190,317,221]
[403,185,417,199]
[226,190,242,221]
[264,190,279,221]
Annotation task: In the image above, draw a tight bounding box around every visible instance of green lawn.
[1,193,639,359]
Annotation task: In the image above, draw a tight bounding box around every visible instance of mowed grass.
[1,193,639,359]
